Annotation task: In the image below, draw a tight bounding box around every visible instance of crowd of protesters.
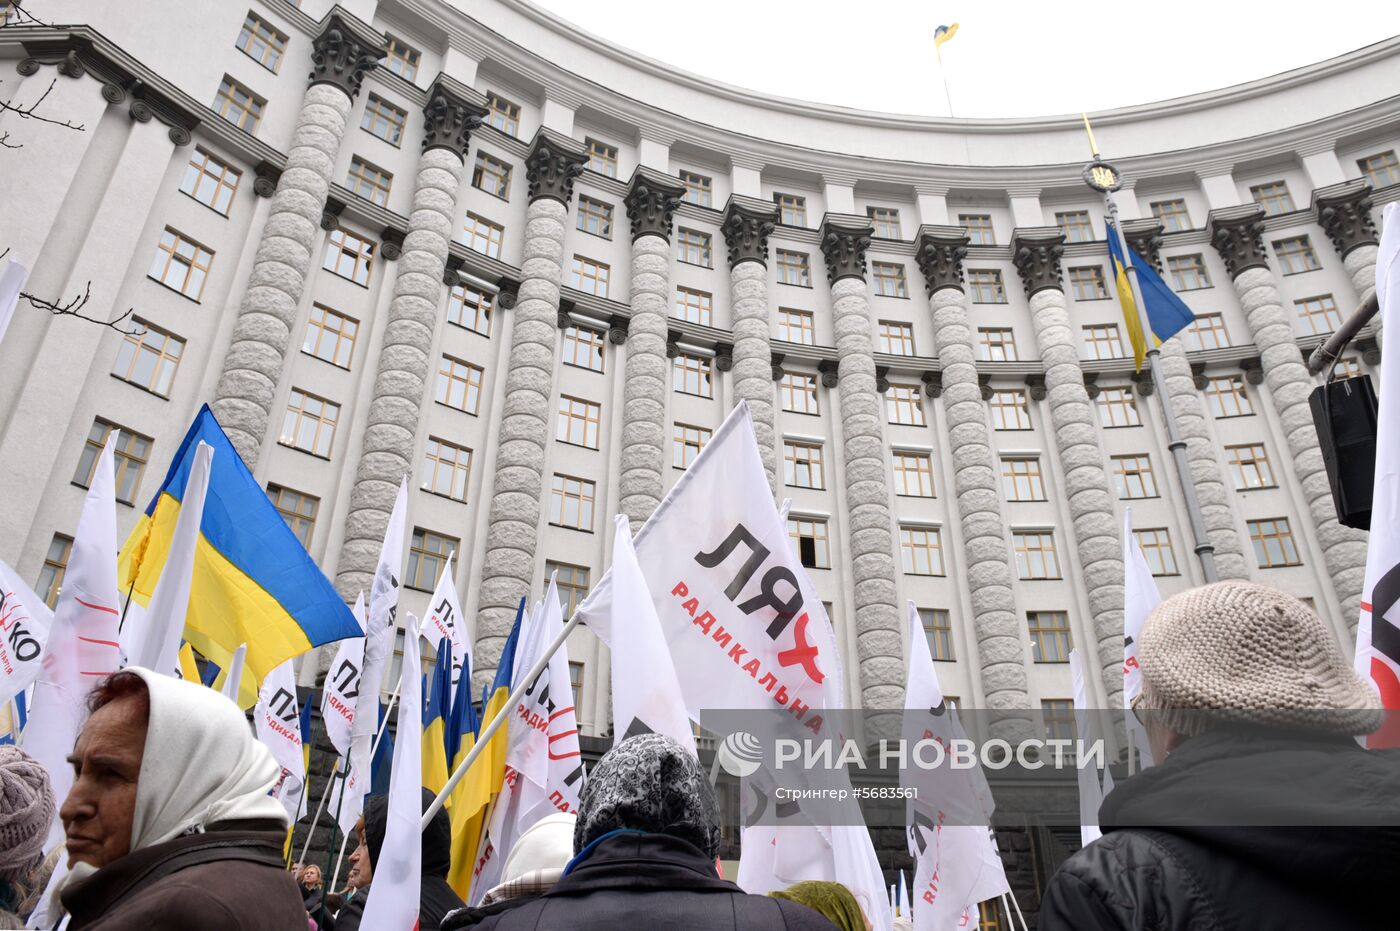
[0,581,1396,929]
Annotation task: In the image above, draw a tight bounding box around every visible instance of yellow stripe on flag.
[423,717,449,796]
[446,687,511,899]
[177,642,200,683]
[1114,257,1148,372]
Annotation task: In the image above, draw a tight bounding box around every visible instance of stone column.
[618,168,686,530]
[723,196,781,488]
[915,227,1032,715]
[211,13,385,466]
[1121,221,1250,581]
[1314,181,1381,344]
[475,129,588,680]
[333,82,488,600]
[1012,228,1125,704]
[1208,206,1370,624]
[819,215,904,711]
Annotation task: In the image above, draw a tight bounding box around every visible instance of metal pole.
[1004,886,1032,931]
[1308,291,1379,374]
[296,756,339,868]
[1106,195,1219,582]
[324,682,401,899]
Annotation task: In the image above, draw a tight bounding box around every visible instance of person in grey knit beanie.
[0,745,56,921]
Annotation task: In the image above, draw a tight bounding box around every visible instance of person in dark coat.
[443,733,838,930]
[333,787,464,931]
[1039,582,1400,931]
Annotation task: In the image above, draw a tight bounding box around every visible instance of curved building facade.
[0,0,1391,743]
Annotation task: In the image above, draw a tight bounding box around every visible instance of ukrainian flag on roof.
[1106,220,1195,370]
[117,405,360,707]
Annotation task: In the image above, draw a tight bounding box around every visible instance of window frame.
[899,525,946,577]
[872,261,910,298]
[463,212,505,259]
[672,353,714,398]
[346,155,393,207]
[361,93,407,147]
[266,483,319,548]
[301,303,359,370]
[1247,517,1302,568]
[783,440,826,490]
[1096,387,1140,428]
[148,227,214,301]
[776,249,812,287]
[279,388,340,459]
[434,354,484,415]
[576,195,614,239]
[421,436,473,503]
[967,269,1008,304]
[1166,254,1212,291]
[885,384,926,426]
[778,308,815,345]
[213,75,264,133]
[550,473,597,532]
[676,227,713,267]
[1028,611,1073,663]
[892,450,935,498]
[322,229,375,287]
[407,527,458,592]
[1001,456,1047,501]
[562,324,606,373]
[780,372,820,415]
[584,137,618,177]
[112,319,185,398]
[1013,530,1062,580]
[234,12,288,74]
[1273,236,1321,275]
[556,395,602,449]
[446,284,492,337]
[74,419,153,505]
[1111,453,1159,499]
[179,147,242,216]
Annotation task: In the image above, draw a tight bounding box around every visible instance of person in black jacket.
[443,733,838,930]
[1040,581,1400,931]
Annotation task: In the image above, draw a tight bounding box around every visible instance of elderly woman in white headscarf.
[56,668,307,930]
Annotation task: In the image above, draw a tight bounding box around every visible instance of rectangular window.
[1068,265,1109,301]
[673,423,711,469]
[1225,442,1276,489]
[486,92,521,136]
[893,451,935,497]
[213,75,264,133]
[446,284,492,337]
[1150,199,1191,233]
[778,308,815,345]
[36,534,73,608]
[990,390,1031,430]
[550,474,596,531]
[885,384,925,426]
[562,324,605,372]
[279,389,339,458]
[1112,454,1158,498]
[783,441,825,489]
[1359,150,1400,188]
[900,525,945,576]
[585,137,618,177]
[361,94,407,146]
[1082,324,1125,360]
[148,227,214,301]
[1055,210,1094,243]
[959,214,995,245]
[1042,699,1076,742]
[1204,375,1253,418]
[435,355,483,415]
[577,196,613,239]
[1001,457,1046,501]
[235,12,287,72]
[1248,517,1302,568]
[463,212,505,259]
[1134,527,1178,576]
[977,327,1018,362]
[868,206,902,239]
[569,661,585,712]
[673,353,714,398]
[788,517,830,569]
[1166,254,1211,290]
[676,227,713,267]
[557,395,602,449]
[1028,611,1072,663]
[1096,387,1140,428]
[407,528,457,591]
[674,286,713,325]
[322,229,374,286]
[872,262,909,298]
[267,483,318,548]
[680,170,712,207]
[346,156,392,207]
[1182,313,1230,351]
[921,608,954,661]
[877,320,915,355]
[1251,180,1295,215]
[1295,294,1343,335]
[385,35,420,81]
[75,420,152,504]
[472,152,512,199]
[570,255,610,297]
[1274,236,1321,275]
[1336,357,1364,379]
[421,437,472,502]
[967,269,1007,304]
[1014,530,1061,580]
[302,304,358,369]
[180,147,241,215]
[774,193,807,226]
[549,562,591,617]
[112,321,184,397]
[781,373,819,414]
[776,250,812,287]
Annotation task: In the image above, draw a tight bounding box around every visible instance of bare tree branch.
[0,4,90,147]
[0,248,144,335]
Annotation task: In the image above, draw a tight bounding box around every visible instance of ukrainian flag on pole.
[1106,220,1195,370]
[423,638,453,796]
[117,405,361,706]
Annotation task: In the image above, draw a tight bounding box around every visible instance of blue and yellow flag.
[1106,221,1195,371]
[117,405,361,707]
[423,638,453,796]
[934,22,959,49]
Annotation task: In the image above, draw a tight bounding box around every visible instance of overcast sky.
[527,0,1400,118]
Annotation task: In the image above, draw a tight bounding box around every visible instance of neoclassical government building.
[0,1,1389,752]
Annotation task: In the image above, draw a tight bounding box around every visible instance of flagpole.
[934,46,955,118]
[326,681,402,895]
[296,756,340,868]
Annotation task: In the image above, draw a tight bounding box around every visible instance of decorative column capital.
[607,315,629,344]
[818,359,839,388]
[309,12,387,101]
[819,214,874,285]
[1240,355,1265,385]
[771,352,786,381]
[714,342,734,372]
[722,196,779,268]
[525,128,589,207]
[1011,227,1066,297]
[1313,180,1379,259]
[914,225,969,295]
[1083,371,1101,399]
[442,253,466,287]
[379,226,405,261]
[977,372,994,401]
[1130,369,1155,396]
[1025,372,1047,401]
[921,370,942,398]
[1121,218,1165,274]
[1207,204,1269,278]
[422,79,488,158]
[624,167,686,242]
[253,160,282,198]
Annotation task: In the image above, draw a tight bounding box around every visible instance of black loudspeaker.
[1309,374,1379,530]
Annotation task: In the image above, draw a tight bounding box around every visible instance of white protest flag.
[120,441,214,677]
[425,552,468,693]
[22,432,122,852]
[0,258,25,348]
[255,658,305,822]
[0,566,50,710]
[1121,507,1160,766]
[323,593,366,759]
[358,612,423,931]
[1070,649,1105,846]
[608,515,695,753]
[218,643,247,702]
[1359,201,1400,748]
